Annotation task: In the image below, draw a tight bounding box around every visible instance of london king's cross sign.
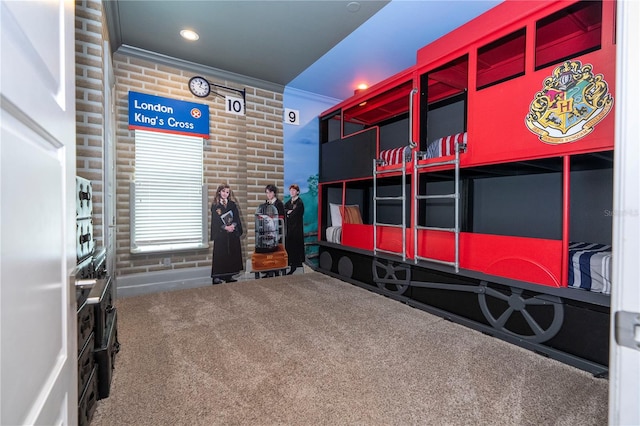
[525,60,613,144]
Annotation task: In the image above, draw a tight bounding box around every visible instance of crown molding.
[115,44,285,94]
[102,0,121,54]
[284,86,342,105]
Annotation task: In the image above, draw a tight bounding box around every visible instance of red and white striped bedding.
[426,132,467,158]
[379,146,410,166]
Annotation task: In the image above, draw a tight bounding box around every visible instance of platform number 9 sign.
[285,108,300,125]
[225,95,245,116]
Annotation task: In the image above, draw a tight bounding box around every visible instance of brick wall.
[75,0,105,247]
[75,0,285,278]
[113,55,284,277]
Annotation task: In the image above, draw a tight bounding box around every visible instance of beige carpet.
[91,271,608,425]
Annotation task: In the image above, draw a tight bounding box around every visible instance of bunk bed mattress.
[568,242,612,294]
[426,132,467,158]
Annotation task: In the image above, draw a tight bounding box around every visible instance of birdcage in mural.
[254,203,284,253]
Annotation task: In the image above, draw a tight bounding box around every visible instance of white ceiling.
[104,0,502,101]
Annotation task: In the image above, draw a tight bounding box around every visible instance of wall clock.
[188,76,211,98]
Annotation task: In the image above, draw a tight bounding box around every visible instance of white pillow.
[329,203,342,227]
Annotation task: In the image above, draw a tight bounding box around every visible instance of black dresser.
[75,177,119,425]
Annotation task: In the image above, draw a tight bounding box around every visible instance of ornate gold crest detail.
[525,61,613,144]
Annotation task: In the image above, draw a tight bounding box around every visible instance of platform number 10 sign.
[285,108,300,125]
[225,95,245,116]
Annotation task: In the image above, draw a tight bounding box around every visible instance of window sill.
[130,243,209,254]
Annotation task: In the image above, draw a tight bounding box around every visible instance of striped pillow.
[340,205,363,224]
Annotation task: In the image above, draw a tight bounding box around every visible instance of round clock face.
[188,76,210,98]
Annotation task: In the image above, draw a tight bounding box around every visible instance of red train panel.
[341,224,373,251]
[459,234,563,287]
[416,231,562,287]
[416,0,616,167]
[416,230,455,264]
[467,49,615,166]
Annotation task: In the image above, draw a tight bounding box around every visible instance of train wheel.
[338,256,353,278]
[478,281,564,343]
[372,258,410,295]
[319,251,333,271]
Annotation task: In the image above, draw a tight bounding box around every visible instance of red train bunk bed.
[317,0,616,375]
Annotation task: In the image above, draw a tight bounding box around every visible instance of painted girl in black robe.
[284,184,305,274]
[211,184,243,284]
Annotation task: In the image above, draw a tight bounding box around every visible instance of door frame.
[609,0,640,424]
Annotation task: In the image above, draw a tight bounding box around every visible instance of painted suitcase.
[76,176,93,219]
[251,244,288,274]
[77,217,95,262]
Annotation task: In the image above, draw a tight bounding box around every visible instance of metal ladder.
[372,88,418,262]
[373,87,418,261]
[373,155,409,261]
[412,140,465,272]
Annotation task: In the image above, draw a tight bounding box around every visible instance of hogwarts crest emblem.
[525,61,613,144]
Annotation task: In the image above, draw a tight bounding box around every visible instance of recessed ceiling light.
[180,29,199,41]
[347,2,360,13]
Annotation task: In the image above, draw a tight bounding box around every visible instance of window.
[131,130,208,253]
[420,56,468,149]
[477,28,526,90]
[535,0,602,70]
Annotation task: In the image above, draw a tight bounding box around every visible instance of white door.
[1,0,77,424]
[609,1,640,424]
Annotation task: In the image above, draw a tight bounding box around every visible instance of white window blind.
[131,130,208,253]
